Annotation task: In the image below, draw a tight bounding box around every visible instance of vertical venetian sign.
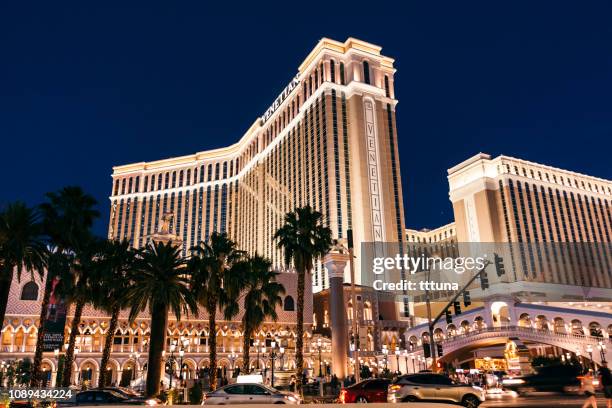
[43,276,67,352]
[364,99,384,242]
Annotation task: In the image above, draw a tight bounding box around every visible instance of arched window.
[363,61,370,84]
[20,281,38,300]
[283,296,295,311]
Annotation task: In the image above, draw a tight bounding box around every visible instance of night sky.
[1,2,611,237]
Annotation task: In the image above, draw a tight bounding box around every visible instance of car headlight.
[286,395,298,402]
[145,398,158,406]
[502,378,525,385]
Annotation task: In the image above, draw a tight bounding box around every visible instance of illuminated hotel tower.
[448,153,612,299]
[108,37,407,294]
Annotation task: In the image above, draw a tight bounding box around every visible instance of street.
[482,393,609,407]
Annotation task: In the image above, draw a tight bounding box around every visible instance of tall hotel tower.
[108,38,406,293]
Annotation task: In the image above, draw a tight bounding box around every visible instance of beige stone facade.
[108,38,406,295]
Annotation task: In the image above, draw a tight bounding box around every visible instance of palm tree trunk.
[241,326,251,373]
[295,268,306,394]
[30,271,53,386]
[208,296,218,391]
[62,300,84,387]
[146,302,168,397]
[0,268,14,333]
[98,305,120,388]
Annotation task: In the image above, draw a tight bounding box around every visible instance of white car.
[387,373,485,407]
[202,383,301,405]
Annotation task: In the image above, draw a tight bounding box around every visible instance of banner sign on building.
[43,277,67,352]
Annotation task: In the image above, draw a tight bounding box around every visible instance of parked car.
[339,378,390,403]
[202,383,301,405]
[74,390,157,406]
[97,388,160,405]
[502,364,581,394]
[387,373,485,408]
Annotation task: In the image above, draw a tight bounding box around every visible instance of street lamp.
[168,340,177,389]
[382,345,389,371]
[586,344,594,370]
[598,341,608,364]
[394,347,401,374]
[270,340,277,388]
[316,338,323,377]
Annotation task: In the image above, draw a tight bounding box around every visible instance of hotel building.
[0,37,411,386]
[403,153,612,372]
[108,37,407,297]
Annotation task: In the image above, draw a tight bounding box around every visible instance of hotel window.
[207,164,213,182]
[179,170,184,187]
[114,180,119,196]
[215,163,220,180]
[186,169,191,185]
[144,176,148,192]
[314,69,318,88]
[363,61,370,84]
[320,63,324,83]
[164,173,169,189]
[340,62,345,85]
[330,60,336,83]
[134,176,140,193]
[171,172,177,188]
[121,178,126,195]
[128,178,133,194]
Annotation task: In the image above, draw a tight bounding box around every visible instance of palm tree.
[189,232,244,390]
[38,186,100,386]
[274,206,332,393]
[0,202,46,333]
[30,248,73,387]
[126,241,197,398]
[92,239,135,388]
[237,255,285,372]
[61,237,104,387]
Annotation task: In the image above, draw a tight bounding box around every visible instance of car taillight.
[389,385,402,392]
[339,389,347,403]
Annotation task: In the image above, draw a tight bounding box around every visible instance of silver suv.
[387,373,485,407]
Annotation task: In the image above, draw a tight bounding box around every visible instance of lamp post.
[270,340,277,388]
[316,338,323,378]
[598,341,608,364]
[167,340,178,389]
[586,345,594,370]
[279,346,285,371]
[394,347,401,374]
[402,350,408,374]
[382,345,389,371]
[410,354,416,373]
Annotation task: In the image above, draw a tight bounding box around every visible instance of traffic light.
[480,271,490,290]
[347,229,354,249]
[436,343,444,357]
[453,301,462,315]
[423,343,431,358]
[494,253,506,277]
[463,290,471,307]
[445,309,453,324]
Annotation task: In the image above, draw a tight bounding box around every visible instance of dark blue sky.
[1,2,611,237]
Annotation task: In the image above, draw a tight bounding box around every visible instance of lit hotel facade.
[108,37,407,294]
[2,38,411,386]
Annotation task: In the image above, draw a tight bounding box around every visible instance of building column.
[324,253,349,379]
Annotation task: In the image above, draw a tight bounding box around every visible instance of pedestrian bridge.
[404,301,612,366]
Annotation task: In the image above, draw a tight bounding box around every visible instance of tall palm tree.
[274,206,332,393]
[30,248,73,387]
[189,232,244,391]
[61,237,104,387]
[38,186,100,386]
[0,202,46,332]
[237,255,285,372]
[126,241,197,398]
[92,239,135,388]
